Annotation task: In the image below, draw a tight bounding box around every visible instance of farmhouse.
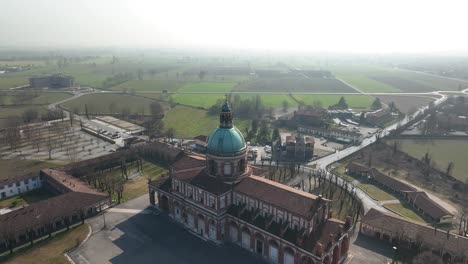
[294,106,327,127]
[298,126,362,144]
[149,100,352,264]
[361,209,468,264]
[0,168,109,253]
[364,108,393,127]
[346,163,453,224]
[0,173,43,200]
[276,133,315,161]
[29,75,75,89]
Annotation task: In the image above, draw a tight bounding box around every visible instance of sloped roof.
[362,209,467,253]
[234,176,326,219]
[368,168,417,192]
[406,191,453,219]
[41,168,105,195]
[0,192,107,236]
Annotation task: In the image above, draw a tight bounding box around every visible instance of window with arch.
[209,160,216,175]
[224,162,232,176]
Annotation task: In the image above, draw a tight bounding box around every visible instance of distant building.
[29,75,75,89]
[192,135,208,152]
[278,133,315,161]
[364,108,393,127]
[298,126,362,144]
[294,106,327,127]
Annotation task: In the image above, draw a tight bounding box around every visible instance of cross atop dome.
[221,94,231,113]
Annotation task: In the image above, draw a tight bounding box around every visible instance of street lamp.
[392,246,398,264]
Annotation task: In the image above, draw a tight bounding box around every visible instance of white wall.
[0,176,42,200]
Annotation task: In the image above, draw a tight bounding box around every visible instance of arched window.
[224,162,232,176]
[210,160,216,175]
[239,159,246,172]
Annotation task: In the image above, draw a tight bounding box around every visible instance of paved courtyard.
[69,196,264,264]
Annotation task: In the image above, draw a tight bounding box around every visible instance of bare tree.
[46,135,56,160]
[446,161,454,177]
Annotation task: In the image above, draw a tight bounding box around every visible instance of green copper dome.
[206,126,247,157]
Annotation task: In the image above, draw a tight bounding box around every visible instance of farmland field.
[0,92,72,105]
[138,92,297,109]
[0,105,48,119]
[61,93,168,115]
[292,94,373,109]
[163,105,249,138]
[331,65,468,93]
[238,94,298,109]
[0,75,29,89]
[233,77,356,93]
[387,139,468,181]
[376,95,436,114]
[111,79,186,92]
[177,82,236,93]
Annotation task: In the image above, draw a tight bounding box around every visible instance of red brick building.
[149,100,352,264]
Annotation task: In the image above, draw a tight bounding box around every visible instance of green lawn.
[292,94,373,109]
[0,188,56,209]
[163,105,249,138]
[0,159,64,180]
[357,182,398,201]
[0,75,29,89]
[331,163,356,182]
[111,161,167,203]
[0,92,72,105]
[331,64,468,93]
[336,74,401,93]
[172,94,224,108]
[177,82,236,93]
[388,139,468,181]
[138,92,298,109]
[239,94,298,109]
[0,105,48,119]
[2,224,89,264]
[384,203,427,223]
[61,93,164,115]
[111,79,186,92]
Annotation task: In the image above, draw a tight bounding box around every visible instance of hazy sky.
[2,0,468,53]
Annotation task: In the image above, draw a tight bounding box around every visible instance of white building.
[0,174,43,200]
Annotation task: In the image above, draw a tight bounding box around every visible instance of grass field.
[177,82,236,93]
[0,188,56,209]
[0,60,48,67]
[0,160,64,180]
[163,105,249,138]
[2,224,89,264]
[0,76,29,89]
[0,105,49,119]
[111,79,186,92]
[61,93,166,115]
[292,94,373,109]
[238,94,298,109]
[110,161,167,203]
[234,77,356,93]
[384,203,427,223]
[331,65,468,93]
[357,182,398,201]
[388,139,468,181]
[0,92,72,105]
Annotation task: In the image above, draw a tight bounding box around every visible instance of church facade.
[148,99,352,264]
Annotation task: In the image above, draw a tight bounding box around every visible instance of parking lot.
[70,196,263,264]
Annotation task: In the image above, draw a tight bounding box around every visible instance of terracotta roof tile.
[234,176,325,219]
[362,209,467,253]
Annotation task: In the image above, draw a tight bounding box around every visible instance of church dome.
[207,126,247,157]
[206,96,247,157]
